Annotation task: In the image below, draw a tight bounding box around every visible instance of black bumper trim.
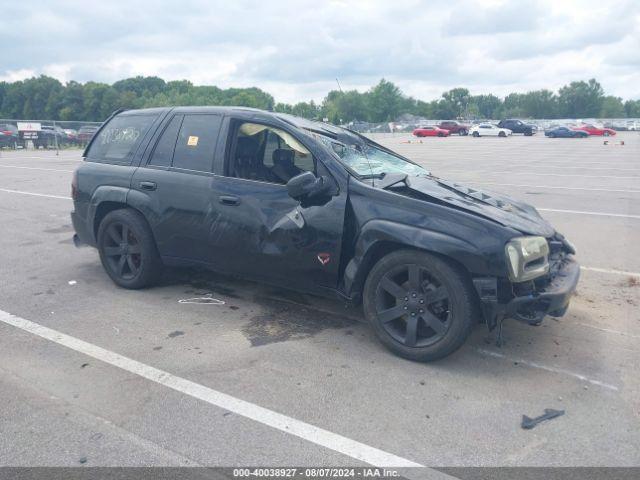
[502,257,580,324]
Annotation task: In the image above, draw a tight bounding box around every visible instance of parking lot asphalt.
[0,132,638,468]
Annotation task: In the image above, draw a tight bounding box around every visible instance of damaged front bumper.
[474,256,580,328]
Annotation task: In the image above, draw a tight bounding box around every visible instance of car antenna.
[336,78,343,93]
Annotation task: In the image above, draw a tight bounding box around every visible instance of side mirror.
[286,171,331,200]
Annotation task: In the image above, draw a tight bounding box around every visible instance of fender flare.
[342,219,505,298]
[87,186,130,242]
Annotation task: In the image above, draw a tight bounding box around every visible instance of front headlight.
[505,236,550,282]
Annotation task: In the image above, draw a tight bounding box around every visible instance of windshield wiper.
[359,173,386,180]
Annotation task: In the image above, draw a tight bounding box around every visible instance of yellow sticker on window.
[187,135,199,146]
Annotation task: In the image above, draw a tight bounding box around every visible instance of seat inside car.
[233,136,276,182]
[270,148,301,183]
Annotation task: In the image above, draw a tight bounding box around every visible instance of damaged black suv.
[71,107,579,361]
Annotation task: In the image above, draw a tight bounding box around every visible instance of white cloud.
[1,0,638,101]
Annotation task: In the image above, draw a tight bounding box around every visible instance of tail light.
[71,169,79,200]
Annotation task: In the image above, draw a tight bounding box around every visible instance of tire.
[472,131,480,137]
[548,133,555,138]
[438,132,444,137]
[363,250,477,362]
[97,209,163,289]
[603,131,610,137]
[458,129,467,136]
[498,131,506,137]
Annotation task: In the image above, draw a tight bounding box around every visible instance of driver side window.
[228,122,315,185]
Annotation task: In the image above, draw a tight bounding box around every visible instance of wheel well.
[353,241,472,300]
[93,201,129,239]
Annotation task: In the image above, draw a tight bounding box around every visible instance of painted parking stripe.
[580,266,640,277]
[444,170,639,179]
[0,310,422,468]
[0,188,71,200]
[468,182,640,194]
[476,348,619,391]
[538,208,640,219]
[0,164,74,173]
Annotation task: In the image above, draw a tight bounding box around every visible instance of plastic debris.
[521,408,565,429]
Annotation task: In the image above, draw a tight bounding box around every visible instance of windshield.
[315,134,430,178]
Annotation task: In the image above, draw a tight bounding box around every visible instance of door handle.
[219,195,240,206]
[139,181,157,191]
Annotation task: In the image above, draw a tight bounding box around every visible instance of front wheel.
[603,131,610,137]
[97,209,163,289]
[472,131,480,137]
[498,131,506,137]
[363,250,477,362]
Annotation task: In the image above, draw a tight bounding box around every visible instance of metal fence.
[0,118,103,153]
[343,117,640,133]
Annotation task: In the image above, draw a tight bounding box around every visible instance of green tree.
[624,99,640,117]
[600,96,625,117]
[557,78,604,117]
[365,79,410,122]
[441,88,471,118]
[471,94,502,119]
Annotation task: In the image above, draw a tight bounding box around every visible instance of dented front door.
[207,175,346,291]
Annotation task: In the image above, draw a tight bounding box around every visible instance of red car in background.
[572,124,616,136]
[438,120,470,135]
[412,126,450,137]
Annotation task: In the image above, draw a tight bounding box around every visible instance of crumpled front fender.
[342,219,507,299]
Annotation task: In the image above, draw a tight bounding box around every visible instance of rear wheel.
[97,209,163,289]
[498,131,506,137]
[603,131,610,137]
[438,132,444,137]
[363,250,477,362]
[472,131,480,137]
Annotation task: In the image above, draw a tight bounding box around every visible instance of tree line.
[0,75,638,123]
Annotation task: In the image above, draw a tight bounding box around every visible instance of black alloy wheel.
[374,263,451,348]
[363,250,476,361]
[97,209,163,289]
[102,222,142,280]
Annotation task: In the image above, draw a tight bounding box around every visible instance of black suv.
[497,119,537,136]
[71,107,579,361]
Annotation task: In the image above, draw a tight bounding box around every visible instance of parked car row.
[413,118,536,138]
[412,118,618,139]
[0,123,100,149]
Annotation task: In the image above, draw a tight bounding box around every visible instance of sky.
[2,0,639,103]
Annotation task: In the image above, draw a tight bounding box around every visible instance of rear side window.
[87,114,155,163]
[149,115,183,167]
[172,114,222,172]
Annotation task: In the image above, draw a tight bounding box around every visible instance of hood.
[395,176,555,237]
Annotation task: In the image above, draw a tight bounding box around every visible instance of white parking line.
[476,348,619,391]
[0,188,71,200]
[0,310,422,468]
[538,208,640,219]
[571,322,640,340]
[0,164,74,173]
[469,182,640,194]
[581,266,640,277]
[0,155,81,161]
[445,171,639,179]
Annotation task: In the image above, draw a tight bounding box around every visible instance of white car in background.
[470,123,512,137]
